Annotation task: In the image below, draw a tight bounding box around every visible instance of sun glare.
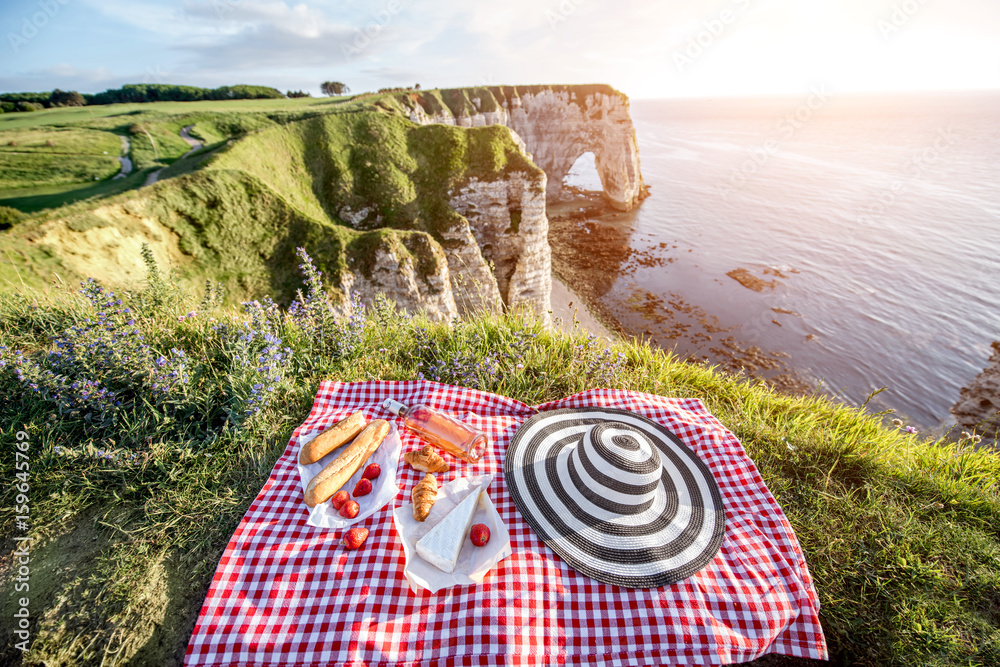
[633,0,1000,98]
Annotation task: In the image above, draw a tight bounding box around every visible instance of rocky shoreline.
[546,187,814,397]
[546,190,1000,446]
[951,341,1000,440]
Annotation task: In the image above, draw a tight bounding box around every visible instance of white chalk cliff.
[344,232,459,322]
[367,84,645,323]
[403,85,646,212]
[448,173,551,320]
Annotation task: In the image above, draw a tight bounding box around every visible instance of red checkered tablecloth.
[185,381,827,666]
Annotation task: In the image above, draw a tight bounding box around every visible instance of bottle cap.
[382,398,409,416]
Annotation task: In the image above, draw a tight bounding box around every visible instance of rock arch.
[563,151,603,192]
[504,88,644,210]
[403,85,646,211]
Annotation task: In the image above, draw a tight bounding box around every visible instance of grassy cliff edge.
[0,260,998,666]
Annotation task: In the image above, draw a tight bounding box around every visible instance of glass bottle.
[382,399,487,462]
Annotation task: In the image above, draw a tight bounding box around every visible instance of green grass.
[209,110,540,234]
[0,152,121,190]
[153,142,225,182]
[0,96,353,131]
[0,94,370,212]
[0,267,997,666]
[0,168,154,214]
[0,127,121,155]
[0,126,129,206]
[0,237,70,291]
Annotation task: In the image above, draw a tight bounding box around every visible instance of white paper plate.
[296,422,402,529]
[392,474,512,593]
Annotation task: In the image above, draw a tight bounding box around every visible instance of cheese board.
[392,474,511,593]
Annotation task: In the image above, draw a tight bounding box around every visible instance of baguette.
[299,410,367,465]
[304,420,390,507]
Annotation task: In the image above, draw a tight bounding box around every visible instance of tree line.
[0,81,427,114]
[0,83,285,113]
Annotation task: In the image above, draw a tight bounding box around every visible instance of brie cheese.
[415,485,482,573]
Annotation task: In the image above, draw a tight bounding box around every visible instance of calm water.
[566,92,1000,431]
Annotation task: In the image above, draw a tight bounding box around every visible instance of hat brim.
[505,407,725,588]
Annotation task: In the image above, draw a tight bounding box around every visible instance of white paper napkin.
[296,422,402,529]
[392,474,512,593]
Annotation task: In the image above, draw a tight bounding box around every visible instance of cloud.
[26,64,117,81]
[181,28,411,72]
[181,0,338,38]
[181,23,361,70]
[78,0,201,38]
[171,1,405,71]
[357,65,424,83]
[0,65,132,94]
[75,0,394,70]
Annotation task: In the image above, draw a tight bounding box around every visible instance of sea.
[563,91,1000,432]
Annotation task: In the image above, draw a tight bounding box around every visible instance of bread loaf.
[299,410,367,465]
[304,420,389,507]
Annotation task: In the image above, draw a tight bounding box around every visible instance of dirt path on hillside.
[178,125,203,153]
[144,125,204,187]
[112,135,132,180]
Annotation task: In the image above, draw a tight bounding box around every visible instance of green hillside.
[0,83,611,224]
[0,94,357,212]
[0,103,539,304]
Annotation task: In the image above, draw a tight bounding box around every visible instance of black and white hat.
[504,407,726,588]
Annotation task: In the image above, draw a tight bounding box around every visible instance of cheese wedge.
[415,485,482,573]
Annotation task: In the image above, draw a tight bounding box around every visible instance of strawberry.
[330,490,350,511]
[341,527,369,550]
[353,478,373,497]
[362,463,381,480]
[470,523,490,547]
[339,499,360,519]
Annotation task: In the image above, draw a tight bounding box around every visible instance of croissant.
[411,473,438,522]
[404,445,449,473]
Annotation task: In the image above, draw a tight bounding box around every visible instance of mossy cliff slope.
[11,110,550,319]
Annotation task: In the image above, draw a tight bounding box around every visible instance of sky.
[2,0,1000,99]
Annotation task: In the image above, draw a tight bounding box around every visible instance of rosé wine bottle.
[382,399,487,462]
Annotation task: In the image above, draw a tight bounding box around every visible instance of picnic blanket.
[185,381,827,666]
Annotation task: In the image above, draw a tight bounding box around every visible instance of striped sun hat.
[504,407,726,588]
